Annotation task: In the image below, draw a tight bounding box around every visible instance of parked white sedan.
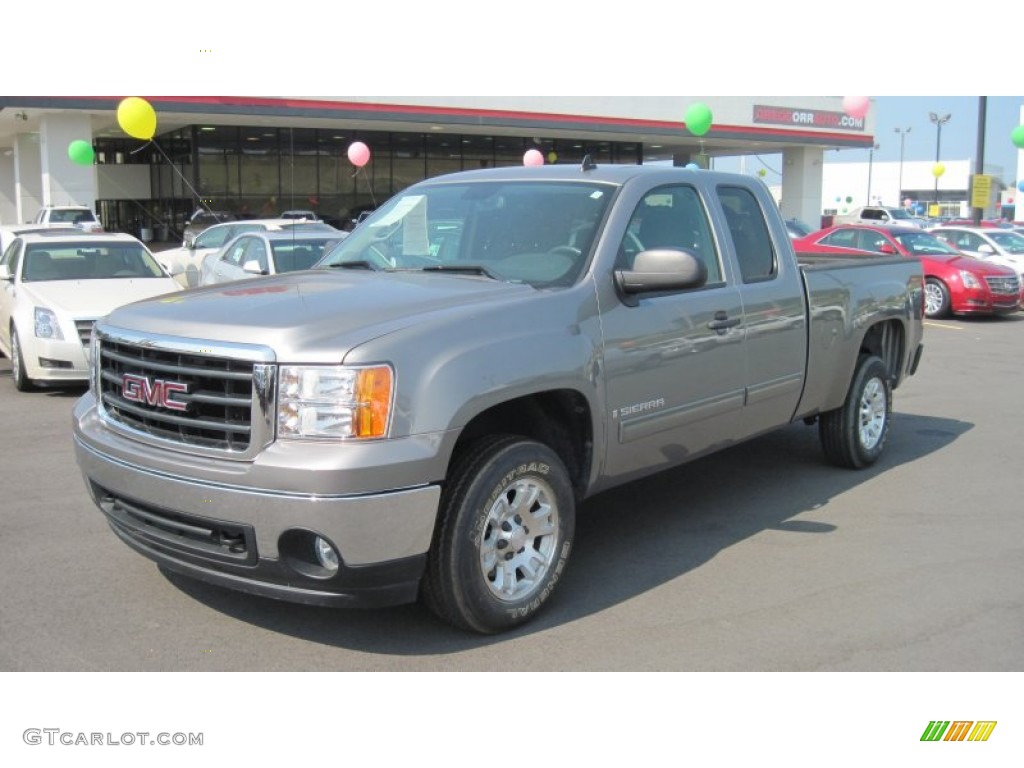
[930,226,1024,279]
[159,218,341,288]
[0,232,182,390]
[199,231,346,286]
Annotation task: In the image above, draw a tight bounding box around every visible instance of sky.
[829,96,1021,180]
[714,97,1023,187]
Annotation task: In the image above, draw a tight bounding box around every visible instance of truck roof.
[418,162,757,187]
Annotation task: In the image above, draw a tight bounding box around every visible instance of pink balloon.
[523,149,544,167]
[347,142,371,167]
[842,96,870,120]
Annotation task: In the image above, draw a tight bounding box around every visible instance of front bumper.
[22,334,90,383]
[951,287,1021,315]
[73,395,445,608]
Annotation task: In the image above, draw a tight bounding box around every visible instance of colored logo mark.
[921,721,997,742]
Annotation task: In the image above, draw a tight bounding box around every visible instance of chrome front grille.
[94,326,276,458]
[75,319,95,348]
[984,275,1021,296]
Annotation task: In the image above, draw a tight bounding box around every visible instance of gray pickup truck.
[73,163,925,633]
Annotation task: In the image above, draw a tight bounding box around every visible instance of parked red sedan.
[793,225,1021,319]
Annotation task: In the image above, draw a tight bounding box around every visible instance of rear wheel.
[819,354,891,469]
[422,435,575,634]
[924,277,950,318]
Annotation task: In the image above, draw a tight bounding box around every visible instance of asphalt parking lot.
[0,314,1021,672]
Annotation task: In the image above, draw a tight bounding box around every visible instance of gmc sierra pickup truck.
[73,163,925,633]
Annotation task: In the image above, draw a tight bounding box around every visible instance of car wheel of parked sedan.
[924,277,951,318]
[10,327,34,392]
[819,354,891,469]
[421,435,574,634]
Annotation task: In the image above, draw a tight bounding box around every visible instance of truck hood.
[22,278,182,317]
[103,270,537,362]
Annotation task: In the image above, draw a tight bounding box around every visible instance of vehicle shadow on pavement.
[161,411,972,656]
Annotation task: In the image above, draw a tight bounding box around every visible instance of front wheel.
[422,435,575,633]
[819,354,891,469]
[924,277,951,318]
[10,327,34,392]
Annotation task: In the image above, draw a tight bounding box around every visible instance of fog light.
[314,536,340,572]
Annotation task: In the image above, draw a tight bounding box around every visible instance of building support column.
[13,132,42,225]
[39,113,97,210]
[779,147,825,228]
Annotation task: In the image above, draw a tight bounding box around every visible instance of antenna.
[580,154,597,171]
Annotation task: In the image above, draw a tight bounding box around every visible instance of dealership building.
[1,96,881,239]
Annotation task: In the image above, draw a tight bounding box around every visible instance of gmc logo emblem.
[122,373,189,412]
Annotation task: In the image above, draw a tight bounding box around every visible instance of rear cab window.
[717,186,778,282]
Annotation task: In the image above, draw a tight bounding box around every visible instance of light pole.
[929,112,951,214]
[866,143,880,204]
[894,126,912,205]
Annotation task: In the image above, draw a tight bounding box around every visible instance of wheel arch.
[858,319,905,386]
[449,389,593,503]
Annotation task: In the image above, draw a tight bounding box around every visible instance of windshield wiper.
[323,260,380,271]
[420,264,501,280]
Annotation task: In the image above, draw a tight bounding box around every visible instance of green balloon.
[68,140,94,166]
[1012,125,1024,150]
[685,102,713,137]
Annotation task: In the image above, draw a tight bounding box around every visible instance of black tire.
[10,327,34,392]
[924,277,951,319]
[819,354,891,469]
[422,435,575,634]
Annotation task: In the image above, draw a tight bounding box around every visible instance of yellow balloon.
[932,163,946,178]
[117,97,157,140]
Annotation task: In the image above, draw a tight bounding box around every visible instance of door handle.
[707,311,741,331]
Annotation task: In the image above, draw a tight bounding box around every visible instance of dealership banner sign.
[753,105,865,131]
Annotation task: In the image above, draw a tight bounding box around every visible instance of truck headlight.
[959,270,982,289]
[277,365,393,439]
[34,307,64,339]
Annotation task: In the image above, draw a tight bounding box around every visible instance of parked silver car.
[161,219,341,287]
[199,230,345,286]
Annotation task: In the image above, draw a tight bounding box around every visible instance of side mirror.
[614,248,707,299]
[242,259,265,275]
[977,244,996,255]
[183,235,195,249]
[878,244,897,255]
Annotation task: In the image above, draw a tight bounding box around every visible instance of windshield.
[22,242,167,281]
[278,221,337,233]
[270,238,343,272]
[317,180,614,286]
[786,218,813,237]
[49,209,96,224]
[892,231,960,255]
[987,231,1024,254]
[888,208,915,221]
